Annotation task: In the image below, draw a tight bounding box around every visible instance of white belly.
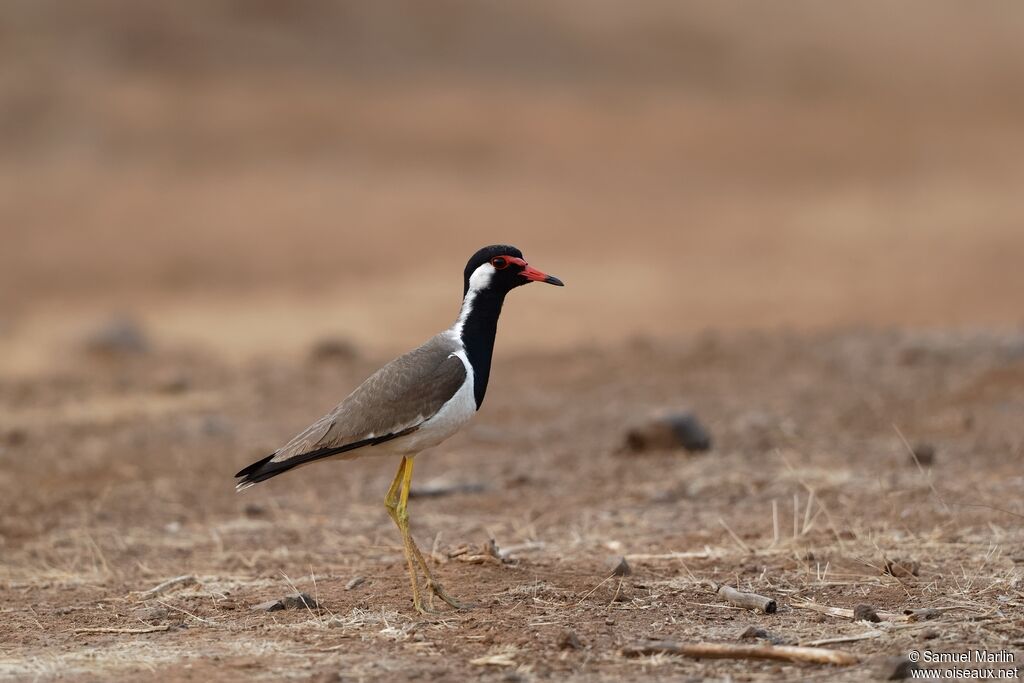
[394,350,476,455]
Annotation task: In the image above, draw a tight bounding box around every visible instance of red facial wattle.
[496,256,564,286]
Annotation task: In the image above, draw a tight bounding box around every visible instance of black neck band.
[458,288,506,409]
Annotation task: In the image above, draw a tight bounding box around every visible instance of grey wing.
[268,336,467,465]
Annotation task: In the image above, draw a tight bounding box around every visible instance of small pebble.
[905,608,941,621]
[875,654,918,680]
[82,316,150,357]
[252,599,285,612]
[853,603,881,623]
[251,592,319,612]
[243,503,267,518]
[623,412,712,453]
[4,428,27,447]
[738,626,769,640]
[911,443,936,466]
[884,558,920,578]
[308,337,359,363]
[156,372,191,394]
[665,413,713,451]
[557,629,583,650]
[281,592,319,610]
[737,626,790,645]
[131,606,169,621]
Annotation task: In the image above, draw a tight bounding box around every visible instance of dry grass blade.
[771,499,780,547]
[136,575,197,600]
[718,518,752,555]
[893,423,951,514]
[280,571,323,626]
[155,599,216,626]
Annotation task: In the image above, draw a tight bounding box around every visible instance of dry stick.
[707,582,777,613]
[621,641,858,666]
[625,550,723,561]
[137,575,197,600]
[498,541,546,560]
[687,601,752,612]
[792,599,905,622]
[73,625,170,635]
[803,630,883,647]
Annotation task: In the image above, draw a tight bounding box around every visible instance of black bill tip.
[544,275,564,286]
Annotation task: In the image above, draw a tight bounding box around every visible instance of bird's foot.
[427,580,472,610]
[412,595,441,616]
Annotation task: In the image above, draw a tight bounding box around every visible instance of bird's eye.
[491,257,508,270]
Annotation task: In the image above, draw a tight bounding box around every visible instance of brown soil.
[3,330,1024,681]
[3,2,1024,681]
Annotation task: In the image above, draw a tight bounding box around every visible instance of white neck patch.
[451,262,496,337]
[467,262,496,293]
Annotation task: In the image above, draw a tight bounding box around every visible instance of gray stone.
[853,603,881,623]
[557,629,583,650]
[624,412,712,453]
[82,317,150,356]
[251,599,285,612]
[607,556,632,577]
[250,591,321,613]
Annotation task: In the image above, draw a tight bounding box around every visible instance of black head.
[462,244,564,297]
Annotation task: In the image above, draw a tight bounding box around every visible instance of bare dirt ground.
[3,329,1024,681]
[3,2,1024,681]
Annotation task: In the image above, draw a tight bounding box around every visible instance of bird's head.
[463,245,564,297]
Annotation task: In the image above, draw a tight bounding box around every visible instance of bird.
[234,245,563,613]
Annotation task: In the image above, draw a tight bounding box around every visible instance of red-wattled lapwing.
[235,245,563,613]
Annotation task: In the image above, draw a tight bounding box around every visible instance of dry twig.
[791,599,906,622]
[803,630,883,647]
[73,625,170,635]
[621,640,858,666]
[706,581,777,613]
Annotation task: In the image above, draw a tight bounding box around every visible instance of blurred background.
[4,6,1024,676]
[3,0,1024,374]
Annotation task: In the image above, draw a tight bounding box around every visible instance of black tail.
[233,427,419,490]
[233,446,348,490]
[234,453,278,484]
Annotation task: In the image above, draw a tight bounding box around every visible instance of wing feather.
[235,334,467,486]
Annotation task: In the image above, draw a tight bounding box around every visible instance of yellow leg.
[399,459,469,611]
[384,457,429,613]
[385,456,468,613]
